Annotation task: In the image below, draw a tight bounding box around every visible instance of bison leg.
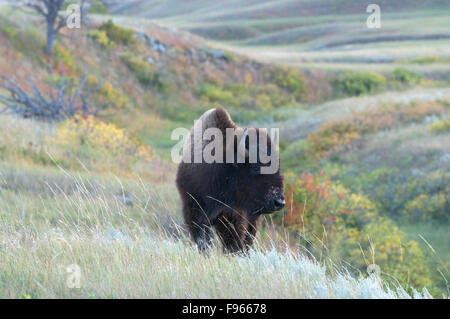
[214,212,248,254]
[192,222,214,252]
[181,198,214,251]
[188,213,214,252]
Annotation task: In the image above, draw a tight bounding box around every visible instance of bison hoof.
[196,237,212,252]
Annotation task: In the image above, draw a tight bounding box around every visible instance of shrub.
[53,43,77,73]
[205,83,294,110]
[348,220,433,290]
[199,84,236,106]
[55,116,133,154]
[354,168,449,219]
[224,83,247,96]
[281,140,315,170]
[154,103,205,123]
[1,26,18,39]
[99,20,135,45]
[401,193,449,222]
[99,82,131,109]
[53,116,151,171]
[281,173,433,292]
[398,171,450,222]
[44,74,129,110]
[89,0,108,14]
[121,52,154,85]
[307,121,360,158]
[392,67,422,85]
[332,72,386,96]
[429,118,450,133]
[224,51,237,62]
[256,84,294,108]
[1,26,43,60]
[307,101,447,157]
[87,29,110,48]
[283,173,377,236]
[254,94,272,110]
[409,55,445,64]
[86,75,131,109]
[269,65,306,100]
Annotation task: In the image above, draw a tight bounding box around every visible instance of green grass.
[400,221,450,297]
[401,222,450,264]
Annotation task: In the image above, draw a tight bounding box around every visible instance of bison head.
[230,126,285,215]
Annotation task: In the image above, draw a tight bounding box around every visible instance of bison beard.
[176,107,285,254]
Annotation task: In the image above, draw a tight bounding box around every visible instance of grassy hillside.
[109,0,450,20]
[117,2,450,75]
[0,2,448,298]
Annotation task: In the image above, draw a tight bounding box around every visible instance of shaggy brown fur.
[176,107,284,253]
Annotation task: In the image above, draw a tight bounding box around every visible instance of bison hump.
[182,107,237,162]
[199,107,237,133]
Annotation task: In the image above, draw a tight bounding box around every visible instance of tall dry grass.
[0,161,432,298]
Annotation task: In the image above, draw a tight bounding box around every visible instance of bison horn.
[238,128,249,158]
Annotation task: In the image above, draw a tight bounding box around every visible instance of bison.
[176,107,285,253]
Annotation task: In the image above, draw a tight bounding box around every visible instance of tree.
[24,0,68,56]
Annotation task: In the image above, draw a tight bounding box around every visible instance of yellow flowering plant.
[53,116,151,173]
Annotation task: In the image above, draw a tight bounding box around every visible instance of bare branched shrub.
[0,74,110,121]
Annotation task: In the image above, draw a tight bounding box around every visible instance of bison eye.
[250,165,260,175]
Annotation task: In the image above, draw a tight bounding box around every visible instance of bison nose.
[273,197,285,210]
